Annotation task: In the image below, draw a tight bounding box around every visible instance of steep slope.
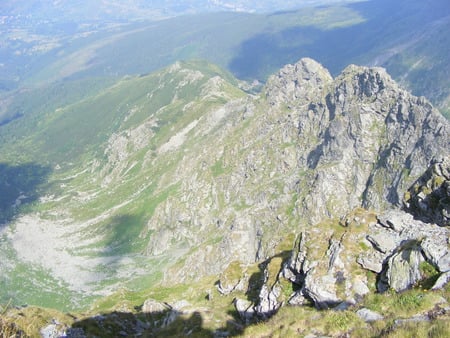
[0,60,248,308]
[0,58,448,313]
[144,58,449,282]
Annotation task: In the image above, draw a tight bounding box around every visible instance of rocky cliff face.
[1,58,450,336]
[404,156,450,226]
[221,157,450,319]
[143,58,450,282]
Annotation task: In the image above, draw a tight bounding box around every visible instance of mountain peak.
[264,57,332,106]
[141,59,449,281]
[336,63,398,101]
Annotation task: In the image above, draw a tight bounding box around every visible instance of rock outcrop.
[143,58,449,284]
[228,209,450,316]
[224,158,450,316]
[404,156,450,226]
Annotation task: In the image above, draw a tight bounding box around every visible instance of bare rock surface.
[145,58,450,283]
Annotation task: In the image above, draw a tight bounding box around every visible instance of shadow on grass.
[0,162,51,227]
[71,308,244,337]
[70,251,296,337]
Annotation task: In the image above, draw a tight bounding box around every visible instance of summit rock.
[143,58,450,281]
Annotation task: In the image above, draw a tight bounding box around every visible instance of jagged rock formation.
[404,156,450,226]
[2,57,448,319]
[224,160,450,317]
[144,58,450,283]
[1,56,450,336]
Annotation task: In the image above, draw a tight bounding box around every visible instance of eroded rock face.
[261,205,450,310]
[219,159,450,316]
[280,220,373,310]
[144,58,449,284]
[233,208,450,312]
[404,156,450,226]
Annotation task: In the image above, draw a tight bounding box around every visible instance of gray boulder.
[404,156,450,226]
[142,299,171,313]
[233,298,255,322]
[383,243,425,292]
[432,271,450,290]
[356,308,384,322]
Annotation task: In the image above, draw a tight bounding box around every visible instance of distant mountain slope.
[1,0,449,121]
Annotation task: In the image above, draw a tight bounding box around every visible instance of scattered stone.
[142,299,171,313]
[356,308,384,322]
[366,230,399,254]
[394,314,430,327]
[357,251,384,273]
[334,301,355,311]
[40,322,66,338]
[65,327,87,338]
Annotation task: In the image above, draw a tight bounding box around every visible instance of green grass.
[419,261,441,290]
[211,158,228,177]
[2,261,83,311]
[0,59,247,313]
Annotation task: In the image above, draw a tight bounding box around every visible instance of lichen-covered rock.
[282,232,308,285]
[432,271,450,290]
[217,261,247,295]
[254,283,282,317]
[404,156,450,226]
[360,209,450,292]
[142,299,171,313]
[253,256,287,318]
[281,222,372,309]
[382,244,425,292]
[356,308,384,322]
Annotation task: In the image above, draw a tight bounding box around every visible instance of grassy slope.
[0,60,246,310]
[2,0,448,129]
[0,0,449,332]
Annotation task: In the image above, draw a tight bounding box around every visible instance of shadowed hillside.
[0,162,51,225]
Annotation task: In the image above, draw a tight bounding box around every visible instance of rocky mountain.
[0,57,449,336]
[142,58,449,282]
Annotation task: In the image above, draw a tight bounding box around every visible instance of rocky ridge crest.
[144,58,449,282]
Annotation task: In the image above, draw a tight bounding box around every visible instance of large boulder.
[404,156,450,226]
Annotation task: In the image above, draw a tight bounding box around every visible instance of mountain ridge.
[0,57,449,336]
[2,0,449,119]
[143,58,449,283]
